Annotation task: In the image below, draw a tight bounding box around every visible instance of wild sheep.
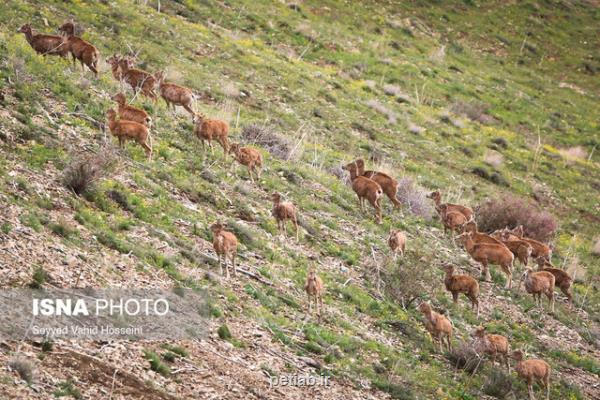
[111,92,152,127]
[388,229,407,259]
[58,22,99,77]
[118,57,157,101]
[463,221,504,245]
[506,228,552,262]
[210,222,237,278]
[441,264,479,317]
[342,161,383,224]
[471,326,510,371]
[304,269,324,317]
[154,70,195,115]
[106,54,123,82]
[17,24,69,58]
[519,268,555,312]
[229,142,263,183]
[457,232,514,288]
[271,192,299,241]
[106,109,152,159]
[353,159,402,210]
[427,190,473,220]
[418,302,452,352]
[499,237,533,266]
[536,258,573,306]
[437,204,468,235]
[511,350,551,400]
[193,113,229,157]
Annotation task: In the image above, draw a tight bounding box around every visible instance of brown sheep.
[387,229,407,259]
[17,24,69,58]
[271,192,299,241]
[106,54,123,82]
[353,159,402,210]
[154,70,195,115]
[118,57,157,101]
[193,113,229,158]
[437,204,468,235]
[511,350,551,400]
[519,268,555,312]
[457,232,514,288]
[502,225,552,261]
[418,302,452,352]
[304,269,324,317]
[58,22,99,77]
[471,326,510,371]
[106,109,152,159]
[427,190,473,220]
[210,222,237,278]
[536,258,573,306]
[342,162,383,224]
[463,221,504,245]
[499,237,533,266]
[111,93,152,127]
[441,264,480,317]
[229,143,263,183]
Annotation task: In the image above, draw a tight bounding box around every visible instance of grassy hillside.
[0,0,599,399]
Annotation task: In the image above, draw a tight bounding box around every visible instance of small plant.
[41,339,53,353]
[161,344,189,358]
[49,219,78,239]
[62,148,117,195]
[143,350,171,377]
[53,380,81,399]
[218,324,232,340]
[30,265,48,289]
[483,368,513,399]
[241,124,297,160]
[1,222,12,234]
[9,357,34,384]
[476,195,557,242]
[396,177,433,219]
[446,343,483,374]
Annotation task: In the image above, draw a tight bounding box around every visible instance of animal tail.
[146,116,153,129]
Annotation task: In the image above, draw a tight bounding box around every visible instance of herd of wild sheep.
[17,20,576,399]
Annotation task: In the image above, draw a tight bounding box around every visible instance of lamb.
[193,113,229,157]
[304,269,324,317]
[342,162,383,224]
[427,190,473,220]
[519,268,555,312]
[457,232,514,288]
[118,57,157,101]
[417,302,452,352]
[441,264,479,317]
[471,326,510,371]
[111,93,152,127]
[154,70,195,115]
[536,258,573,306]
[17,24,69,58]
[58,22,99,77]
[353,159,402,210]
[210,222,238,278]
[106,109,152,159]
[437,204,468,235]
[511,350,551,400]
[271,192,299,241]
[387,229,407,259]
[229,142,263,183]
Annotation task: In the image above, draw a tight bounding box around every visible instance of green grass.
[0,0,598,398]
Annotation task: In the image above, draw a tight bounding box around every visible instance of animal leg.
[451,292,458,304]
